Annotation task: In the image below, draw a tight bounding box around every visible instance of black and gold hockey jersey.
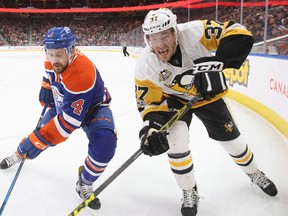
[135,20,254,119]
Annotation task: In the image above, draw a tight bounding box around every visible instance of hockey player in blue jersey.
[0,27,117,211]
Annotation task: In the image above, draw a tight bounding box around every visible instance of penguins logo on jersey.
[159,69,172,82]
[165,69,196,95]
[224,121,234,132]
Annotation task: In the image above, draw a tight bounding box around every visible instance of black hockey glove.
[139,120,169,156]
[193,57,228,101]
[39,76,54,107]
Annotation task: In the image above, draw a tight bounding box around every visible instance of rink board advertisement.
[223,55,288,138]
[0,46,287,138]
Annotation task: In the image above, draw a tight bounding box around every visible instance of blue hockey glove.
[193,57,227,100]
[39,76,54,107]
[139,120,169,156]
[17,130,51,159]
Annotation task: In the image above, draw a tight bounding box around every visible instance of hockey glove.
[39,76,54,107]
[193,57,228,101]
[139,120,169,156]
[17,130,51,159]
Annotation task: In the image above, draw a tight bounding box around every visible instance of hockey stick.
[67,93,202,216]
[0,103,48,216]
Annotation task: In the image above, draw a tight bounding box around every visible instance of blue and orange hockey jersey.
[39,51,110,145]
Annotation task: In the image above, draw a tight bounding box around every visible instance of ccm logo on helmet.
[192,61,224,74]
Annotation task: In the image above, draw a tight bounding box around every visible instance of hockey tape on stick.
[0,103,48,216]
[67,93,202,216]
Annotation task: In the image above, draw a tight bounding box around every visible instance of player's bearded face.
[46,48,69,74]
[147,29,177,62]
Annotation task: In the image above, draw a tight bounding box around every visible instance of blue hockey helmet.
[43,27,76,50]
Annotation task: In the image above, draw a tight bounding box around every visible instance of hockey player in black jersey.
[135,8,278,216]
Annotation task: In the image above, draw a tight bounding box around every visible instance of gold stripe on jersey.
[136,78,229,119]
[135,79,163,104]
[199,20,227,50]
[199,20,252,51]
[141,104,169,118]
[224,28,253,38]
[135,78,169,118]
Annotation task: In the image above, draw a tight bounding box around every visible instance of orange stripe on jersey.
[58,115,75,133]
[39,118,68,145]
[61,52,96,93]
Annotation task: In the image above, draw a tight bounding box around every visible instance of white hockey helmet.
[142,8,177,35]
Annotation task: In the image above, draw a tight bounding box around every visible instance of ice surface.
[0,51,287,216]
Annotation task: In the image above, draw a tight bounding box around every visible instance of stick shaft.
[0,104,48,215]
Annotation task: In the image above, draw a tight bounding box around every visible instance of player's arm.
[17,112,76,159]
[135,78,170,156]
[39,91,93,144]
[17,92,92,159]
[200,20,254,69]
[135,78,169,118]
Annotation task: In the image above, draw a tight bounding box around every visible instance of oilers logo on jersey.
[51,86,64,114]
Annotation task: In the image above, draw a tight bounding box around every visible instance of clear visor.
[146,29,175,46]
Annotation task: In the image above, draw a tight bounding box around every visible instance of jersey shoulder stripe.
[44,53,97,94]
[61,53,96,94]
